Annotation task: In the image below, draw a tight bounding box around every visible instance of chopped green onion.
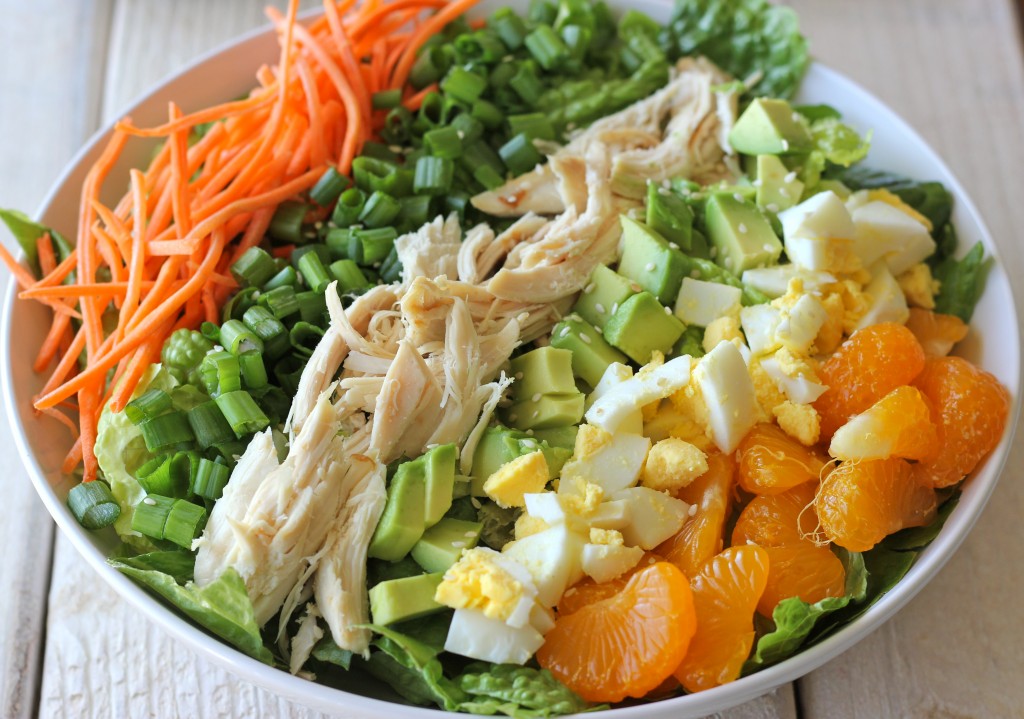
[215,391,271,437]
[242,305,290,358]
[310,167,350,207]
[296,290,327,324]
[139,411,194,452]
[351,157,413,197]
[499,132,544,175]
[372,88,402,110]
[125,389,172,425]
[268,201,308,244]
[262,265,297,292]
[325,227,353,259]
[358,191,401,229]
[68,481,120,530]
[462,139,505,177]
[424,126,463,159]
[398,195,434,233]
[164,500,207,548]
[382,106,413,145]
[410,46,452,89]
[470,99,504,129]
[491,7,529,49]
[354,227,398,265]
[193,458,231,501]
[525,25,569,71]
[445,192,470,220]
[454,30,507,64]
[508,112,556,141]
[239,350,269,389]
[290,244,330,270]
[187,401,236,450]
[509,63,544,107]
[230,247,276,288]
[131,494,176,539]
[298,251,332,293]
[451,113,484,144]
[274,355,306,396]
[219,319,264,356]
[528,0,557,25]
[136,452,191,497]
[200,350,241,396]
[200,321,220,342]
[441,66,487,105]
[331,187,368,227]
[379,246,403,284]
[414,156,454,196]
[561,24,592,63]
[257,286,300,320]
[473,165,506,191]
[361,141,402,164]
[489,61,518,89]
[290,321,326,357]
[221,286,259,323]
[330,259,372,293]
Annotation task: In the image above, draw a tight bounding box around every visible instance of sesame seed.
[611,302,619,314]
[471,497,482,508]
[630,282,642,293]
[766,203,780,213]
[661,179,671,189]
[457,130,465,139]
[781,139,790,151]
[594,325,603,334]
[688,504,697,516]
[645,262,656,272]
[738,223,748,234]
[451,541,466,548]
[580,333,592,344]
[784,171,798,183]
[465,531,478,538]
[583,283,596,294]
[559,326,570,337]
[525,429,534,436]
[690,270,700,278]
[709,247,718,259]
[532,393,542,402]
[314,221,324,230]
[664,305,672,315]
[752,178,763,187]
[668,242,679,250]
[143,497,156,506]
[532,410,539,418]
[517,312,529,323]
[515,371,524,380]
[733,193,744,202]
[657,187,670,196]
[763,243,776,252]
[594,302,606,314]
[779,187,790,198]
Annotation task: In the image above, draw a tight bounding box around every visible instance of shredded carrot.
[403,83,439,111]
[9,0,486,476]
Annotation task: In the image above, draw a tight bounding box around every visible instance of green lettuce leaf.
[659,0,809,99]
[112,550,195,584]
[108,561,272,664]
[0,209,72,276]
[455,663,591,718]
[744,550,867,672]
[883,491,960,551]
[362,624,467,710]
[94,364,178,550]
[311,634,354,670]
[932,241,990,323]
[800,118,872,188]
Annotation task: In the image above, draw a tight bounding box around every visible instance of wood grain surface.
[0,1,1021,717]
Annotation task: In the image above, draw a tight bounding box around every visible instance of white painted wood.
[789,0,1024,715]
[0,2,113,717]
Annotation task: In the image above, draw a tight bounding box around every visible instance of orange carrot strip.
[403,83,438,111]
[346,0,446,43]
[39,407,79,440]
[168,103,194,236]
[31,250,78,288]
[391,0,481,89]
[62,438,83,475]
[324,1,372,127]
[295,57,328,169]
[33,312,74,372]
[19,281,155,300]
[113,89,276,138]
[35,327,86,397]
[0,242,42,290]
[127,257,185,332]
[78,385,100,481]
[229,206,275,264]
[92,201,134,260]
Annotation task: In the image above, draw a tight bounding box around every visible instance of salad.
[0,0,1011,713]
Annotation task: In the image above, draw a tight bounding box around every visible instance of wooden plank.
[0,1,113,717]
[788,0,1024,716]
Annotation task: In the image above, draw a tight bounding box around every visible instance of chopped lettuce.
[659,0,809,99]
[108,560,272,664]
[476,503,521,550]
[363,624,467,710]
[311,634,354,670]
[744,550,867,672]
[94,364,178,550]
[800,117,872,188]
[112,550,196,584]
[455,663,591,718]
[0,209,73,277]
[933,241,990,323]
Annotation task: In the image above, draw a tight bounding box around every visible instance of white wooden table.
[2,1,1023,717]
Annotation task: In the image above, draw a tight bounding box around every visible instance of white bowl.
[3,1,1020,716]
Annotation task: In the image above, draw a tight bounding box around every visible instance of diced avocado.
[549,317,629,388]
[573,265,636,329]
[518,437,572,477]
[411,518,482,573]
[816,178,851,200]
[729,98,812,155]
[646,181,694,250]
[603,291,685,364]
[755,155,804,212]
[422,443,457,527]
[672,325,706,359]
[368,461,426,561]
[505,393,585,431]
[368,572,446,626]
[616,216,687,305]
[452,475,472,498]
[509,347,576,402]
[689,229,710,260]
[470,427,523,496]
[530,425,578,450]
[704,194,782,275]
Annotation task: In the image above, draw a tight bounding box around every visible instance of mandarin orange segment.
[828,385,939,462]
[537,562,696,703]
[814,322,926,439]
[732,483,846,616]
[912,356,1011,488]
[905,308,969,358]
[673,545,769,693]
[737,423,827,495]
[658,452,735,577]
[556,552,662,616]
[815,458,937,552]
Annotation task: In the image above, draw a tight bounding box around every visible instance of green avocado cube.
[469,427,521,496]
[368,572,446,626]
[530,425,579,450]
[755,154,804,212]
[617,216,688,305]
[729,98,812,155]
[505,393,585,431]
[704,194,783,275]
[572,264,637,329]
[422,443,457,527]
[603,291,685,364]
[549,317,629,388]
[509,347,577,401]
[368,461,426,562]
[411,518,482,573]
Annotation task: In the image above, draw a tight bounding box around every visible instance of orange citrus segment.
[658,453,735,577]
[737,423,828,495]
[537,562,696,703]
[556,552,662,617]
[912,356,1011,488]
[905,308,969,358]
[815,458,937,552]
[673,545,769,693]
[829,385,939,461]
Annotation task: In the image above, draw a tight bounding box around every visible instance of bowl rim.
[2,6,1021,718]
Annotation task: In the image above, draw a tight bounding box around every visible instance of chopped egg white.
[502,524,586,607]
[674,277,742,327]
[585,355,692,433]
[694,340,760,453]
[586,362,643,434]
[855,262,909,330]
[741,265,837,298]
[611,486,690,550]
[445,608,544,665]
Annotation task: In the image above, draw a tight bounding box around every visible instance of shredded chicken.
[394,212,462,285]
